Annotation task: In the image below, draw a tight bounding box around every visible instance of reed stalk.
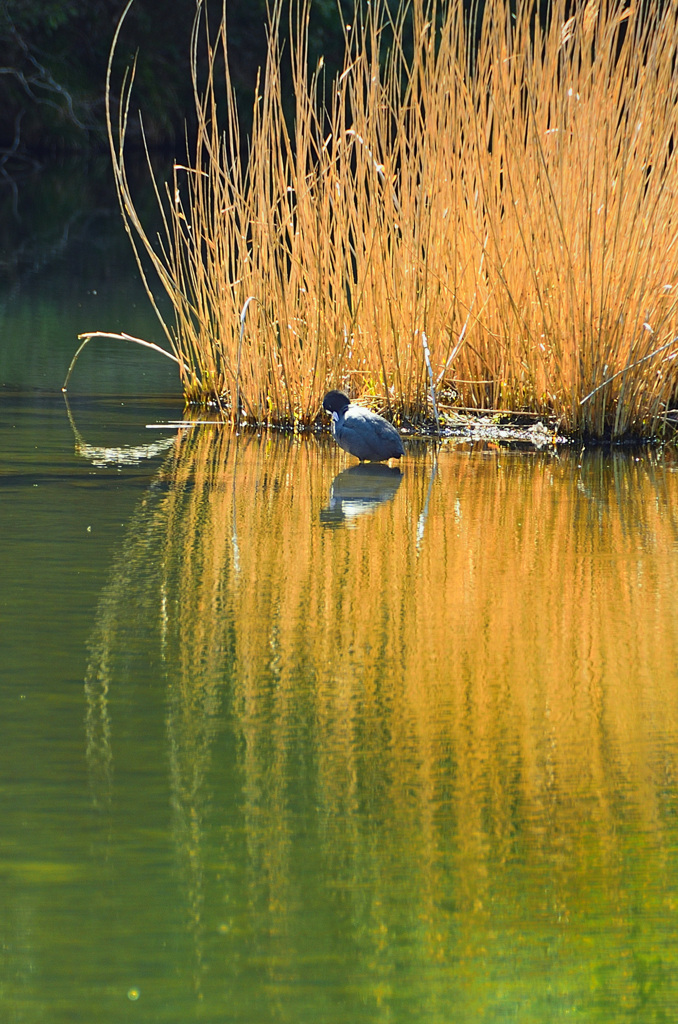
[106,0,678,437]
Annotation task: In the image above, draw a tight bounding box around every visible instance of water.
[3,173,678,1022]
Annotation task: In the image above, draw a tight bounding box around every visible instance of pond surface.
[3,172,678,1023]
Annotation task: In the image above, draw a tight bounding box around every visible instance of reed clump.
[108,0,678,438]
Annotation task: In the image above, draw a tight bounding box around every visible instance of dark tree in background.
[0,0,375,275]
[0,0,355,163]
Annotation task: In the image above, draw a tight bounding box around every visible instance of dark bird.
[323,390,405,462]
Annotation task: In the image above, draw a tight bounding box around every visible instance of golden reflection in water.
[84,428,678,1003]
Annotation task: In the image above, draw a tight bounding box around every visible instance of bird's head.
[322,390,351,416]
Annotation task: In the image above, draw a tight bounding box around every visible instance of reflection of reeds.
[85,430,678,950]
[108,0,678,437]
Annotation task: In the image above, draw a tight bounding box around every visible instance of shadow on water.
[319,462,403,527]
[66,422,678,1021]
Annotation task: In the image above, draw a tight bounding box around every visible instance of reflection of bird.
[323,390,405,462]
[320,463,403,528]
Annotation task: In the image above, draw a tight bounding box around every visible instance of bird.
[322,390,405,462]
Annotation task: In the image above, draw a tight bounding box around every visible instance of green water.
[3,180,678,1023]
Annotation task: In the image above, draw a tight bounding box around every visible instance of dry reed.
[106,0,678,437]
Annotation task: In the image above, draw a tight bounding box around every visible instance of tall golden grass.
[108,0,678,437]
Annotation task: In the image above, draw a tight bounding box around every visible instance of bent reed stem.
[62,332,190,391]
